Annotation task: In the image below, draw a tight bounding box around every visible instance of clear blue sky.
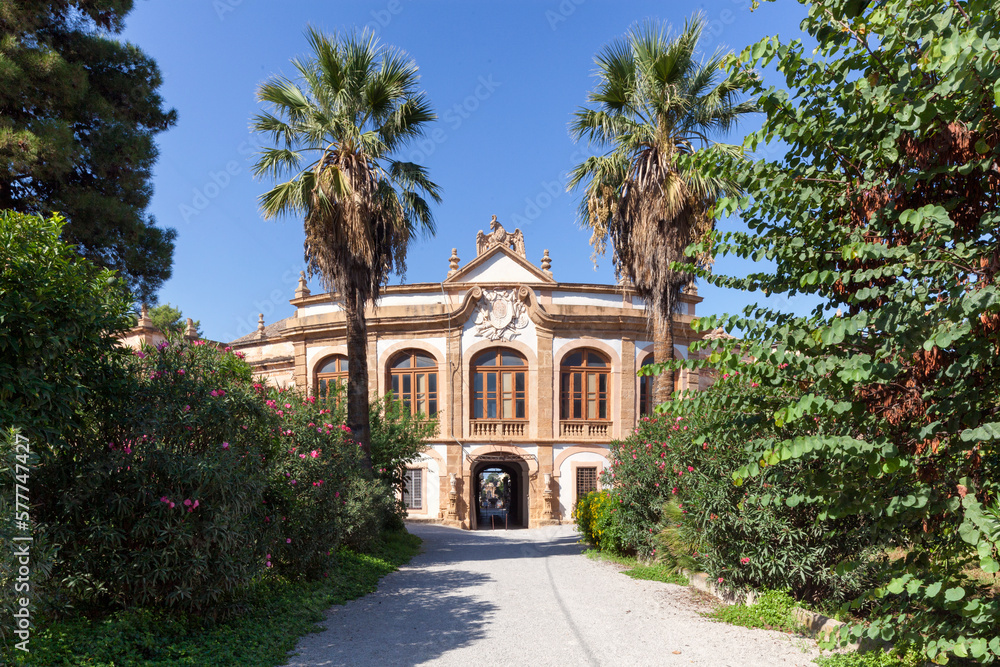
[122,0,815,343]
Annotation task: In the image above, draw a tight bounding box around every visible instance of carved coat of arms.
[473,289,529,341]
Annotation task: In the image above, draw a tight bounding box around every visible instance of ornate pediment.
[476,216,525,258]
[473,289,529,341]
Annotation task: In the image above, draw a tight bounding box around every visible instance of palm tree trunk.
[653,315,675,406]
[344,290,373,469]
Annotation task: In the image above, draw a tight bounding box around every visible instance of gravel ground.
[285,522,821,667]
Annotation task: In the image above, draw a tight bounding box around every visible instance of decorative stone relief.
[473,289,529,341]
[475,215,526,257]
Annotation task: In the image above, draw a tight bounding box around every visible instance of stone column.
[621,336,637,436]
[293,340,308,392]
[536,327,554,440]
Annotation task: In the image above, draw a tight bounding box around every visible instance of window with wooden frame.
[403,468,423,510]
[638,354,683,415]
[388,350,438,418]
[471,348,528,420]
[576,466,598,500]
[639,356,654,416]
[315,355,348,400]
[560,349,610,420]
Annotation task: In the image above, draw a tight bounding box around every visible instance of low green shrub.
[575,490,620,552]
[369,394,438,528]
[0,531,421,667]
[814,646,926,667]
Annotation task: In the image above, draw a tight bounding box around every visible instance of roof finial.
[295,271,311,299]
[257,313,265,337]
[138,303,153,328]
[541,249,552,278]
[184,317,198,340]
[448,248,460,276]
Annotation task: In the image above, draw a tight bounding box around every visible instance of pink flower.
[184,499,192,507]
[284,403,291,409]
[286,538,292,543]
[687,466,694,472]
[310,450,319,458]
[718,577,724,583]
[193,500,199,509]
[266,561,272,568]
[134,350,146,358]
[177,369,185,375]
[169,502,175,508]
[222,442,230,449]
[160,496,169,503]
[290,480,297,485]
[299,454,306,459]
[334,491,339,498]
[740,557,750,564]
[672,487,678,494]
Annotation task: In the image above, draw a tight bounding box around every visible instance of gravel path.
[285,523,821,667]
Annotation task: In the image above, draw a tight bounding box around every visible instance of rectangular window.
[403,468,423,510]
[576,466,598,500]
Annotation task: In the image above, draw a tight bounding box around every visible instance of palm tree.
[568,15,755,406]
[252,27,441,465]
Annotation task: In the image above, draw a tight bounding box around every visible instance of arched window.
[638,354,683,415]
[388,350,438,418]
[639,356,654,416]
[316,355,348,400]
[471,348,527,420]
[560,349,610,421]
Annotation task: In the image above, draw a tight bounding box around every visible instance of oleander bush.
[35,337,280,617]
[599,378,881,605]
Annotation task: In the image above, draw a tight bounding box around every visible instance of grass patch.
[584,549,688,585]
[707,589,802,634]
[814,646,925,667]
[622,564,688,585]
[1,530,421,667]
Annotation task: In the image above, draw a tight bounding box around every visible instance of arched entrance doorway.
[469,453,529,529]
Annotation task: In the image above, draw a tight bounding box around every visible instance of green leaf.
[944,586,965,602]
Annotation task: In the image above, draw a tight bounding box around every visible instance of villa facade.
[226,217,705,529]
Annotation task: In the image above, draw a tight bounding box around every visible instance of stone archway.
[469,452,530,529]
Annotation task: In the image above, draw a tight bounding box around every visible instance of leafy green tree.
[149,302,202,337]
[0,1,178,303]
[687,0,1000,660]
[0,210,133,446]
[252,28,441,465]
[568,16,755,403]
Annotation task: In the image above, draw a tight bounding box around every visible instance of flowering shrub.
[263,388,360,578]
[604,376,881,604]
[38,336,280,616]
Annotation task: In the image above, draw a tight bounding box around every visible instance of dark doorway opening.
[472,459,526,529]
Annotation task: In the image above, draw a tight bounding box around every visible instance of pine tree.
[0,1,178,303]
